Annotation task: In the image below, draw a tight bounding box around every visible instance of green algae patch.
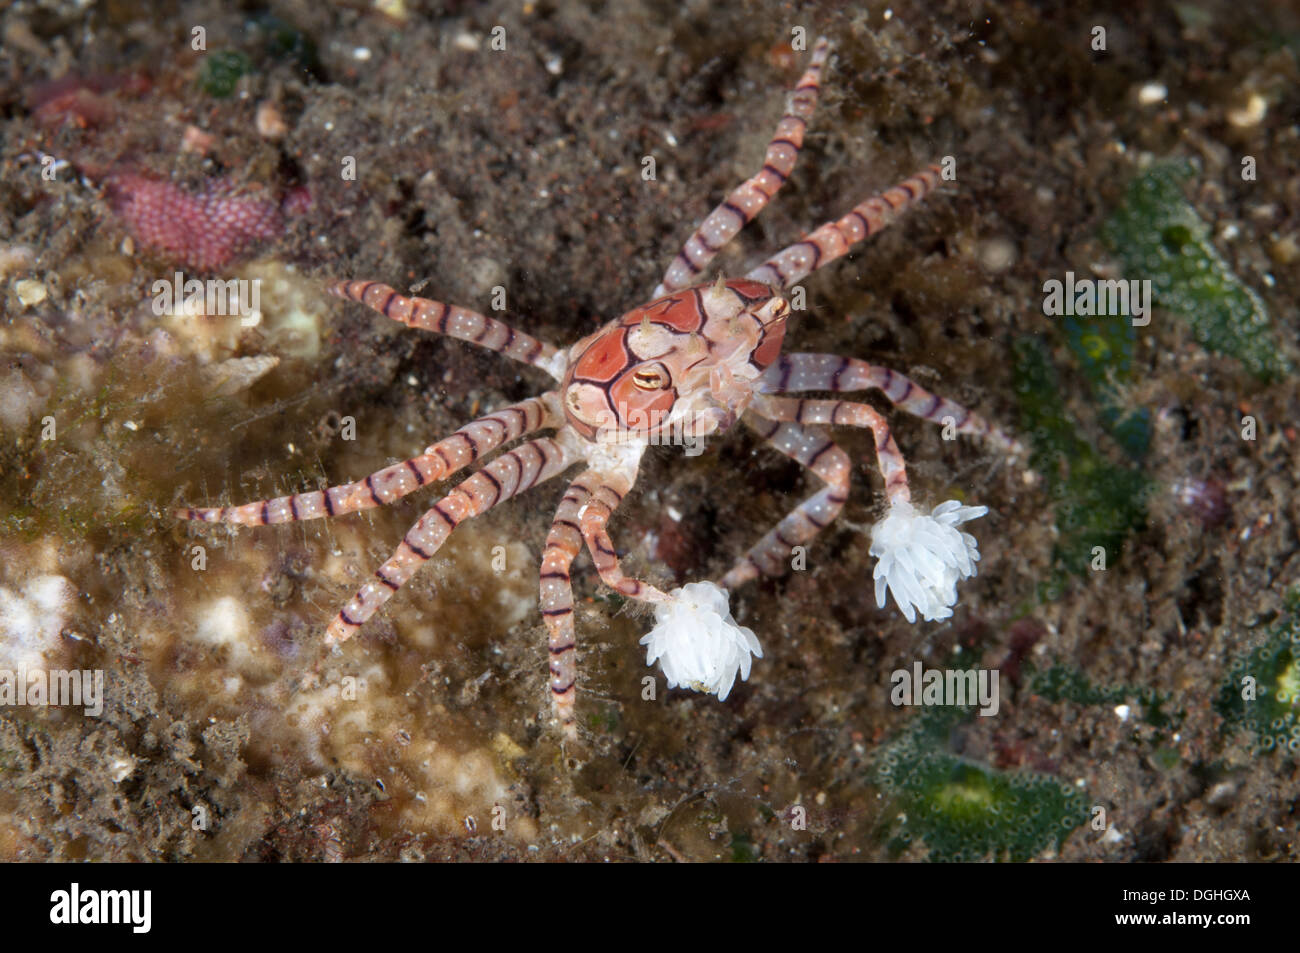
[727,831,759,863]
[199,50,253,98]
[1013,337,1149,594]
[1025,664,1179,729]
[246,13,321,78]
[586,706,621,734]
[1064,314,1151,460]
[197,17,319,100]
[871,707,1088,862]
[1215,594,1300,755]
[1101,160,1286,381]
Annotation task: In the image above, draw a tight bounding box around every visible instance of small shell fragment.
[14,278,47,308]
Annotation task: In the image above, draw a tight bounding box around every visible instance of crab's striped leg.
[177,395,560,524]
[720,415,852,589]
[745,163,944,289]
[653,36,831,298]
[759,353,1021,452]
[328,280,565,379]
[756,391,911,499]
[574,463,673,605]
[324,435,578,645]
[538,474,597,736]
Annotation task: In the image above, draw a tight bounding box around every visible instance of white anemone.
[869,499,989,623]
[640,581,762,701]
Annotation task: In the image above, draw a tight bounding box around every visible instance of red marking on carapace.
[727,279,777,302]
[573,329,631,383]
[623,290,706,334]
[752,320,788,369]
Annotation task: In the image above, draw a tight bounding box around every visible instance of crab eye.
[632,363,670,390]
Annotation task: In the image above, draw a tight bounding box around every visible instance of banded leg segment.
[538,474,597,736]
[177,395,559,525]
[577,472,672,605]
[324,436,577,645]
[753,393,909,503]
[328,280,564,379]
[653,37,831,298]
[746,164,943,289]
[759,353,1021,452]
[720,414,851,589]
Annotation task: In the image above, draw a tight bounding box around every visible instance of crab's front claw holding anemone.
[681,363,750,439]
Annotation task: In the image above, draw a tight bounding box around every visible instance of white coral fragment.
[869,499,989,623]
[640,581,762,701]
[0,574,77,670]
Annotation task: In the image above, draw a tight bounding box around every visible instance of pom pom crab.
[179,37,1019,737]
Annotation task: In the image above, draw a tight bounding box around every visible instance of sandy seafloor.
[0,0,1297,861]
